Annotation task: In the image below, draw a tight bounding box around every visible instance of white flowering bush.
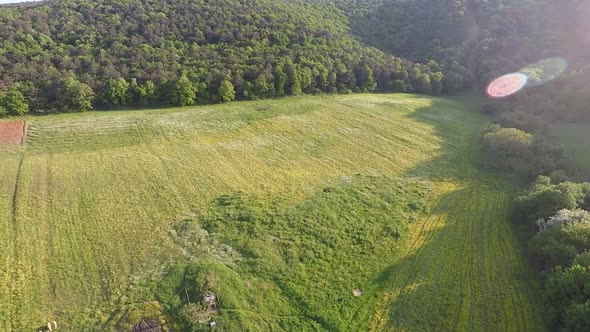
[536,209,590,232]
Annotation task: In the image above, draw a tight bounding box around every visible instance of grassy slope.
[0,94,544,331]
[553,123,590,177]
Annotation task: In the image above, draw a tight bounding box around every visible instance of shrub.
[516,181,590,223]
[0,89,29,116]
[536,209,590,232]
[530,223,590,271]
[573,252,590,267]
[543,265,590,330]
[482,127,534,175]
[482,126,567,179]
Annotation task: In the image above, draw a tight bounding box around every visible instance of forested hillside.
[0,0,588,121]
[0,0,452,114]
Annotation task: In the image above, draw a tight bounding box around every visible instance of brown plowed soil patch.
[0,120,26,145]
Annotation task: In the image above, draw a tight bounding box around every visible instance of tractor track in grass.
[358,186,467,331]
[360,180,536,332]
[8,154,23,332]
[9,156,22,255]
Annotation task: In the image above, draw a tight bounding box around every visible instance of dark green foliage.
[530,224,590,272]
[356,64,377,92]
[543,265,590,331]
[481,126,533,175]
[473,2,590,131]
[245,75,271,100]
[337,0,469,90]
[0,0,448,112]
[482,126,566,179]
[574,252,590,268]
[517,180,590,330]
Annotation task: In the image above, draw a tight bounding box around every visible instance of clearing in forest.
[0,94,545,331]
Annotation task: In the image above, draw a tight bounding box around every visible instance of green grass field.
[0,94,545,331]
[553,123,590,177]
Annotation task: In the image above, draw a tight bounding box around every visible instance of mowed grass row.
[0,151,20,331]
[0,94,544,330]
[361,182,544,331]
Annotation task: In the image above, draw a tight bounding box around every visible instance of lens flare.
[486,73,528,98]
[520,58,568,86]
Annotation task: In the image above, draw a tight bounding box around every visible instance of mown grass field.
[553,123,590,177]
[0,94,544,331]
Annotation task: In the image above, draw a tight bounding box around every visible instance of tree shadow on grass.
[345,95,545,331]
[344,186,468,332]
[402,95,485,181]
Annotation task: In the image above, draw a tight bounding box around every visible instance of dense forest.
[0,0,457,114]
[1,0,588,121]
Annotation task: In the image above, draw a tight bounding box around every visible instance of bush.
[516,181,590,223]
[0,89,29,116]
[530,223,590,271]
[543,265,590,331]
[516,187,578,223]
[482,127,534,175]
[536,209,590,232]
[573,252,590,267]
[482,126,567,179]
